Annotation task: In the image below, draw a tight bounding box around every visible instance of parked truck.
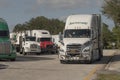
[13,31,41,55]
[32,30,57,53]
[0,18,16,61]
[58,14,103,64]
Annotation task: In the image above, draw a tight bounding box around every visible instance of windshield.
[0,30,9,37]
[37,38,51,42]
[25,37,36,41]
[64,29,91,38]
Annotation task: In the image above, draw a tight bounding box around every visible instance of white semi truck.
[12,31,41,55]
[59,14,103,63]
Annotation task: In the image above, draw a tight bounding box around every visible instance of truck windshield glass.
[37,38,51,42]
[0,30,9,37]
[26,37,36,41]
[64,29,90,38]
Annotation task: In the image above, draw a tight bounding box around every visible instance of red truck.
[32,30,57,54]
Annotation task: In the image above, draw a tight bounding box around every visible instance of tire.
[36,53,41,55]
[97,53,101,61]
[60,60,66,64]
[97,49,103,61]
[10,58,16,61]
[85,60,92,64]
[86,53,93,64]
[20,52,22,54]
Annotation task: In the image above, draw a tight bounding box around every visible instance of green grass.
[97,74,120,80]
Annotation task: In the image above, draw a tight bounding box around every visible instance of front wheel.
[97,53,102,61]
[60,60,66,64]
[97,49,103,61]
[85,53,93,64]
[10,58,16,61]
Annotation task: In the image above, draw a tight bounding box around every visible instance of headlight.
[82,46,90,53]
[66,48,70,51]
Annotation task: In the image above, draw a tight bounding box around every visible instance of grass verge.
[97,73,120,80]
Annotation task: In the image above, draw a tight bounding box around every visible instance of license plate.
[70,50,76,53]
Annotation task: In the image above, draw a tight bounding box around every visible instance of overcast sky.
[0,0,114,32]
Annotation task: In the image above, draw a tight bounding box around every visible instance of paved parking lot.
[0,50,116,80]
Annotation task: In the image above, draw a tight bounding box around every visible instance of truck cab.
[0,18,16,61]
[58,14,103,63]
[20,36,41,55]
[11,31,41,55]
[32,30,57,53]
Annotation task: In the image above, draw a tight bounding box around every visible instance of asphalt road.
[0,50,116,80]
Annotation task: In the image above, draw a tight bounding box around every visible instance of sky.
[0,0,114,32]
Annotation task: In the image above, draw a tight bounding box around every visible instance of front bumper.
[24,47,41,53]
[59,51,90,61]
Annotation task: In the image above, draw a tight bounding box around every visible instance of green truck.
[0,18,16,61]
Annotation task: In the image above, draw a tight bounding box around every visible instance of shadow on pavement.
[110,54,120,63]
[15,55,55,62]
[94,53,120,65]
[0,64,8,69]
[94,55,113,64]
[61,55,119,65]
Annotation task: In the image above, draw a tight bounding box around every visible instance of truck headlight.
[66,48,70,51]
[82,46,90,53]
[82,46,90,57]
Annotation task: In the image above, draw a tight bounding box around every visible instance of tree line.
[13,16,65,35]
[102,0,120,49]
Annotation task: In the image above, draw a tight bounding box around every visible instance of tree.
[102,23,113,48]
[112,26,120,48]
[102,0,120,26]
[13,16,65,34]
[13,24,23,32]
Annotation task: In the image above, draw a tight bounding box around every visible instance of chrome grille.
[46,45,53,49]
[30,44,37,49]
[0,42,11,54]
[67,44,81,54]
[67,44,81,49]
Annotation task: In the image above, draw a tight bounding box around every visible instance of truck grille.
[0,42,11,54]
[30,44,37,49]
[46,45,53,49]
[67,44,81,55]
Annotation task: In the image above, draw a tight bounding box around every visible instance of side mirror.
[59,32,63,42]
[23,38,25,42]
[59,32,64,45]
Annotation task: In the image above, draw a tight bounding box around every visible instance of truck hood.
[25,41,39,45]
[63,38,90,46]
[40,41,53,48]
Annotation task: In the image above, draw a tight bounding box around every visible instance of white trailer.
[32,30,51,38]
[59,14,103,63]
